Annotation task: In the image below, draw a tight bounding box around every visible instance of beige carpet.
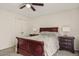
[0,47,78,56]
[53,50,78,56]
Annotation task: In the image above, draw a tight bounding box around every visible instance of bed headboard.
[40,27,58,32]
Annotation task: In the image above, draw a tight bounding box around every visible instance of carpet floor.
[0,47,78,56]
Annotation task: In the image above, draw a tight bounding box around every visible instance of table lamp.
[62,26,71,36]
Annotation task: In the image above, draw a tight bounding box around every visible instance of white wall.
[30,8,79,50]
[0,7,79,51]
[0,9,30,50]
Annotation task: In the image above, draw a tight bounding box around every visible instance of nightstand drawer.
[59,43,73,47]
[59,42,69,45]
[59,40,73,43]
[60,46,73,50]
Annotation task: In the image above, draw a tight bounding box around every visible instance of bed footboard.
[16,37,44,56]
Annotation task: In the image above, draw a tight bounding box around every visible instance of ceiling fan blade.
[20,5,26,9]
[31,6,36,11]
[32,3,44,6]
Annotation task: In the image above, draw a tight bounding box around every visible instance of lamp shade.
[62,26,71,32]
[33,28,37,32]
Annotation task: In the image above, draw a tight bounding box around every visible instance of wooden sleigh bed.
[16,27,58,56]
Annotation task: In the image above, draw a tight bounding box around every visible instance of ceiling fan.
[19,3,44,11]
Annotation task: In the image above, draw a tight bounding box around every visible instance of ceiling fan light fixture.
[26,4,31,8]
[20,3,44,11]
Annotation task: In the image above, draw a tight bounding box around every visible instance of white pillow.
[40,32,58,37]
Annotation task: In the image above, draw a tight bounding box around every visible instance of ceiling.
[0,3,79,18]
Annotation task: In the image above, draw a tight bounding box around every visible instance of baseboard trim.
[0,45,15,51]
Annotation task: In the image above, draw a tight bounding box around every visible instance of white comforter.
[18,35,59,56]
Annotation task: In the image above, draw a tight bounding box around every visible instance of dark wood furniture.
[58,36,75,53]
[29,34,39,36]
[16,27,58,56]
[40,27,58,32]
[16,37,44,56]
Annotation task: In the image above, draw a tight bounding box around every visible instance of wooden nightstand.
[58,36,75,53]
[29,34,39,36]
